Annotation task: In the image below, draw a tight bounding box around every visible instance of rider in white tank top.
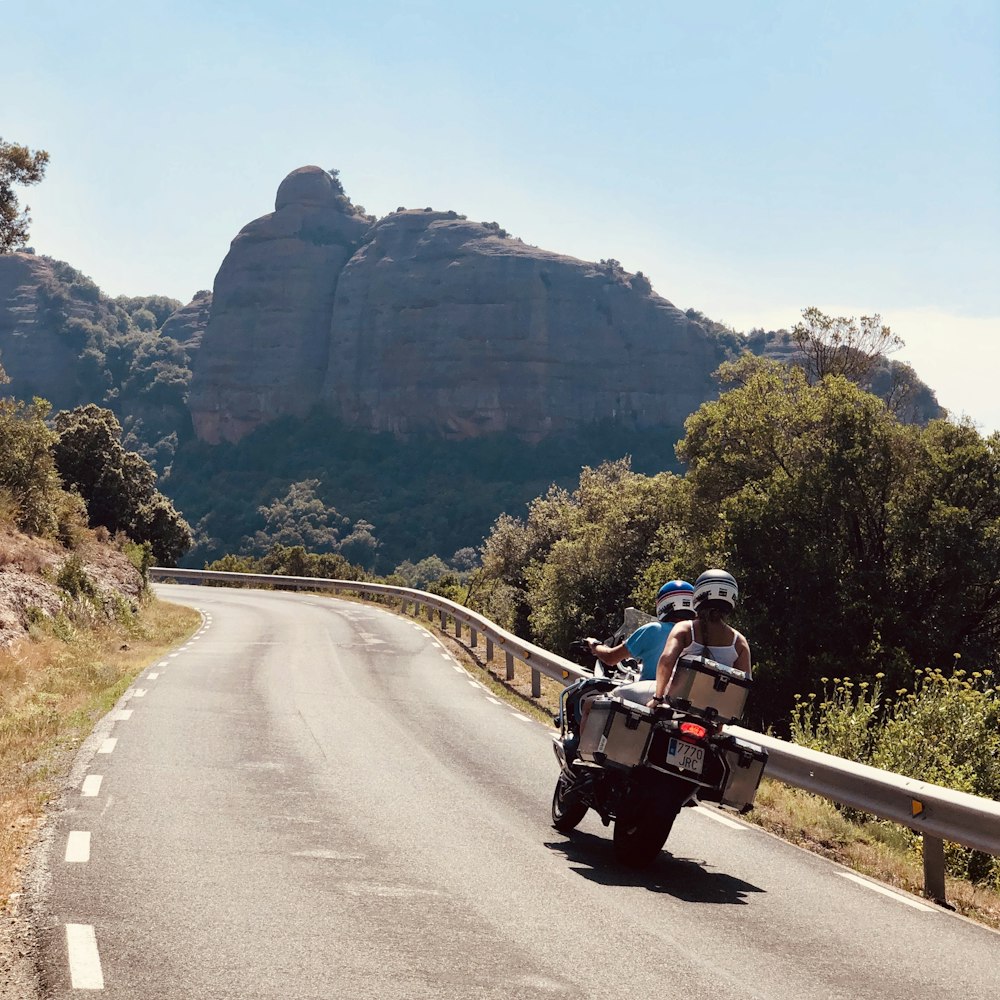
[681,620,747,673]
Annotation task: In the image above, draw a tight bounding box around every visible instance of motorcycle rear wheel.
[551,774,589,832]
[612,809,677,868]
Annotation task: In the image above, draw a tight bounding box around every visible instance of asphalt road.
[31,586,1000,999]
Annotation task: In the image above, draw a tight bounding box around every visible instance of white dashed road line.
[65,831,91,863]
[81,775,103,797]
[113,709,132,722]
[836,872,935,911]
[147,672,158,680]
[510,713,532,723]
[451,665,463,673]
[133,689,147,698]
[486,697,502,706]
[97,738,117,754]
[65,924,104,990]
[157,661,169,668]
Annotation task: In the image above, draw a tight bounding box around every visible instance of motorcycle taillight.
[679,721,707,740]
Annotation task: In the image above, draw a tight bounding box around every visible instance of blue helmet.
[655,580,695,621]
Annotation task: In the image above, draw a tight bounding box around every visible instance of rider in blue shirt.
[585,580,696,679]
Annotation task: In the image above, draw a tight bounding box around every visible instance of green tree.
[475,460,693,652]
[0,392,63,536]
[524,461,692,650]
[393,555,452,589]
[0,138,49,253]
[792,306,902,387]
[249,479,348,554]
[248,480,379,568]
[678,357,1000,724]
[52,404,192,563]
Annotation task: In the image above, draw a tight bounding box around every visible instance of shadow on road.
[544,831,766,905]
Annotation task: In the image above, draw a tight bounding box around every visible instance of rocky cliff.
[188,166,727,444]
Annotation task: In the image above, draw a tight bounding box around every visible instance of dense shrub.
[791,667,1000,886]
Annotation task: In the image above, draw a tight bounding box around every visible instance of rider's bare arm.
[649,621,694,705]
[734,633,752,676]
[584,637,631,665]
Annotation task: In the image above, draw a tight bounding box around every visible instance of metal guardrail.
[151,566,1000,905]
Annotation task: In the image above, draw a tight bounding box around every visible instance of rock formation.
[187,166,371,444]
[159,289,212,352]
[322,211,722,440]
[189,167,727,444]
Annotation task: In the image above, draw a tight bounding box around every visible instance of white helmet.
[693,569,738,612]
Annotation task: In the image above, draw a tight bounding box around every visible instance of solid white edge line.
[97,738,117,754]
[836,872,936,911]
[65,923,104,989]
[81,775,103,797]
[693,805,746,830]
[65,831,91,863]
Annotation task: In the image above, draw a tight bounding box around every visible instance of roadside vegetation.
[0,354,197,907]
[0,593,199,908]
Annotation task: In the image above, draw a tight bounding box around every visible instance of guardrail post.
[532,667,541,698]
[454,617,461,638]
[486,637,493,661]
[439,609,447,629]
[470,628,478,649]
[923,835,947,904]
[505,651,514,681]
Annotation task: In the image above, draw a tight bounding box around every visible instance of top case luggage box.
[578,696,654,769]
[666,654,751,723]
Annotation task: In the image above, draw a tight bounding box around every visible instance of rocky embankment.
[0,531,143,647]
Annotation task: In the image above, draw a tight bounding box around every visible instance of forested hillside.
[0,252,209,471]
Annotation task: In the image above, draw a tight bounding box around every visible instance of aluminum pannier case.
[666,654,751,723]
[578,696,654,769]
[699,735,768,813]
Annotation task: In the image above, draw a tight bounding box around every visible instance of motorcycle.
[551,619,768,868]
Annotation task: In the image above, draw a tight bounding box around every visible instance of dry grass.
[747,779,1000,931]
[0,596,200,909]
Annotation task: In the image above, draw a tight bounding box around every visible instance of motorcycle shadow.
[544,831,765,905]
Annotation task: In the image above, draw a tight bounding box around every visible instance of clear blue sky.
[8,0,1000,431]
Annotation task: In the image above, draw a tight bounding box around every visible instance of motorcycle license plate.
[667,737,704,775]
